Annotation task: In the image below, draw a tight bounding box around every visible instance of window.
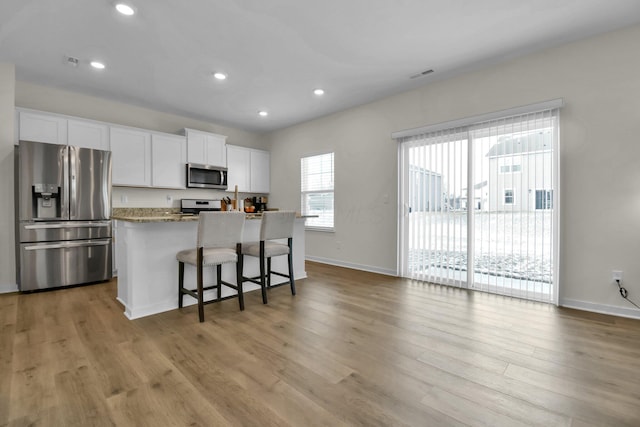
[504,189,514,204]
[535,189,553,209]
[499,164,522,173]
[301,152,334,230]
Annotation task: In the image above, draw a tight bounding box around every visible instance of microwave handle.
[220,170,225,185]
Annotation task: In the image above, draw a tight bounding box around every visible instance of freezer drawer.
[19,239,112,291]
[20,221,112,243]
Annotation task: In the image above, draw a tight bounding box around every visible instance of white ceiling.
[1,0,640,133]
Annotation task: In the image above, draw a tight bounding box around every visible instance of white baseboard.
[301,260,640,320]
[305,255,397,277]
[0,283,19,293]
[560,298,640,320]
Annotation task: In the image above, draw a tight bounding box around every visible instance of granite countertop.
[111,208,310,223]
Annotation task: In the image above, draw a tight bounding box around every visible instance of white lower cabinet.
[110,126,152,187]
[151,133,187,188]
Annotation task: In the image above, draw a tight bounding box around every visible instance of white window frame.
[301,152,334,231]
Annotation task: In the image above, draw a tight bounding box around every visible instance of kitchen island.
[112,210,308,319]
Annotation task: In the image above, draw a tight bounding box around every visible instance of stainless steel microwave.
[186,163,228,189]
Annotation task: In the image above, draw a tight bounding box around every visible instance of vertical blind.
[399,128,469,288]
[397,101,560,304]
[301,152,334,229]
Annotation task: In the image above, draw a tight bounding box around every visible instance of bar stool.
[242,211,296,304]
[177,211,245,322]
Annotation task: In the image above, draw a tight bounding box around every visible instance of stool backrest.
[260,211,296,241]
[197,211,245,249]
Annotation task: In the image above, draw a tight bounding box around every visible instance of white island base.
[114,218,307,319]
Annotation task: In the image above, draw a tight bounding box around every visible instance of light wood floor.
[2,262,640,426]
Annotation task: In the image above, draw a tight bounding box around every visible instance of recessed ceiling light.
[90,61,105,70]
[115,3,135,16]
[213,72,227,80]
[258,111,268,117]
[313,88,325,96]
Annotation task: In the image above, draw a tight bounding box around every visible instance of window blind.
[398,102,560,304]
[301,152,334,229]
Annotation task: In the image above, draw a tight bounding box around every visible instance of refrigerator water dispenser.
[33,183,61,219]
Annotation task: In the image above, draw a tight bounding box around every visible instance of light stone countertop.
[111,208,310,223]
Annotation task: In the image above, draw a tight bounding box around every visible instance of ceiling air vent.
[65,56,79,67]
[410,69,434,79]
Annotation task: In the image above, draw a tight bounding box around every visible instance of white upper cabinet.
[18,110,67,145]
[226,145,251,192]
[110,126,152,187]
[68,119,110,150]
[184,128,227,167]
[250,149,270,194]
[226,145,270,193]
[18,109,109,150]
[151,133,187,189]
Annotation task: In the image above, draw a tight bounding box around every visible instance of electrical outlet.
[120,194,128,204]
[612,270,623,281]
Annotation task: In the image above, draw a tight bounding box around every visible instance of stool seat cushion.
[242,241,290,258]
[177,247,238,266]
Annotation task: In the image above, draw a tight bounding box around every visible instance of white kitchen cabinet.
[18,109,109,150]
[226,145,270,193]
[110,126,152,187]
[18,110,67,145]
[151,133,187,189]
[250,149,270,193]
[226,145,251,192]
[183,128,227,167]
[68,119,110,150]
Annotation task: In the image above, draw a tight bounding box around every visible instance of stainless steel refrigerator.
[16,140,113,291]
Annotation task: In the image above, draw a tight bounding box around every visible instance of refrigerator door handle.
[61,145,71,219]
[23,239,111,251]
[24,222,111,230]
[69,145,77,219]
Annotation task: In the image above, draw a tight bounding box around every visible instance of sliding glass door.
[399,109,559,303]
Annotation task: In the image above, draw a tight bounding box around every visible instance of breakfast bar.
[112,210,308,319]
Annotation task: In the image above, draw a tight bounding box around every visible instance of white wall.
[267,24,640,317]
[15,81,267,209]
[0,63,16,291]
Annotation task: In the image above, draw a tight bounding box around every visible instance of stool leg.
[267,257,272,288]
[197,248,205,322]
[217,264,222,301]
[178,261,185,308]
[236,245,244,311]
[288,238,296,295]
[259,241,267,304]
